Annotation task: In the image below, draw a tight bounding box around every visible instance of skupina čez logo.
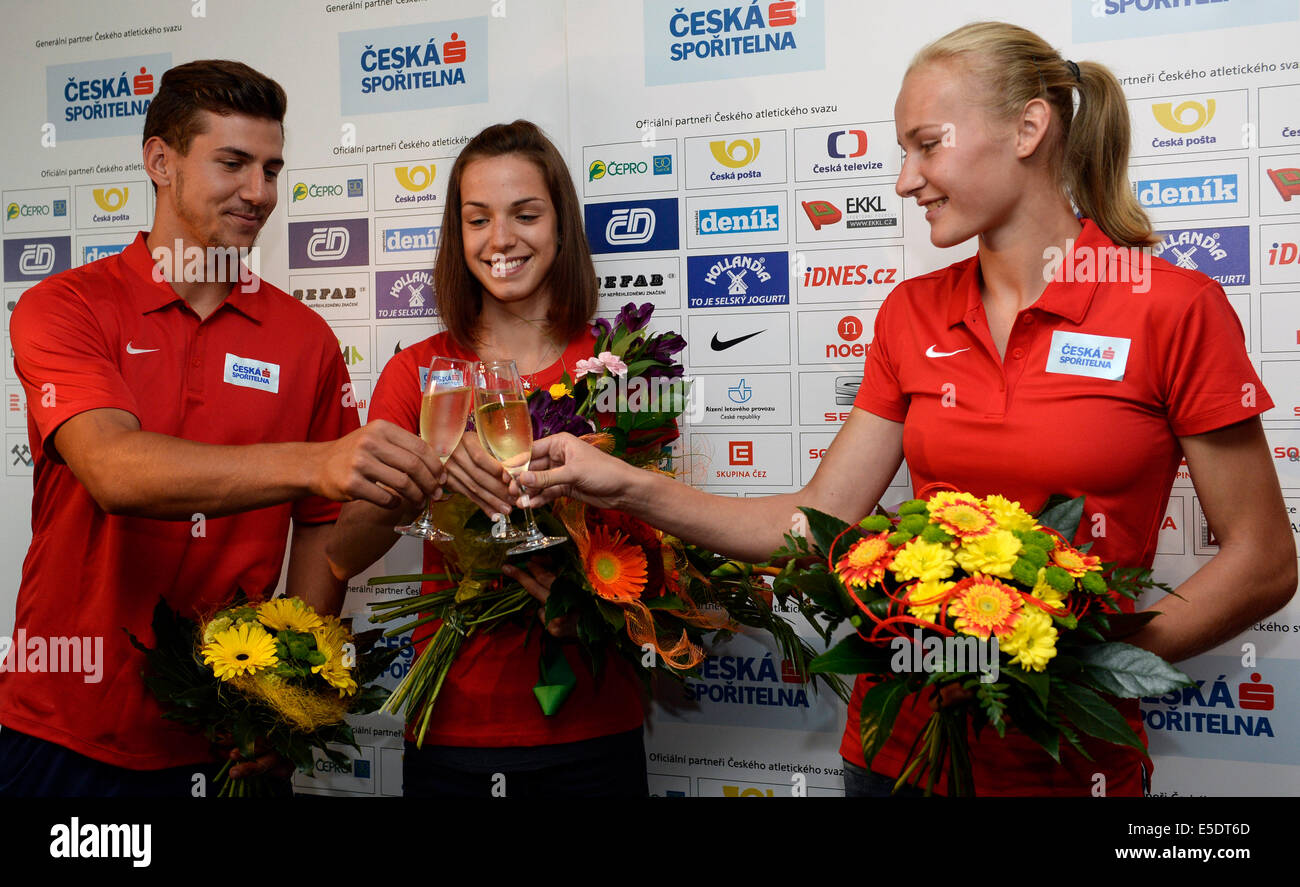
[92,187,129,212]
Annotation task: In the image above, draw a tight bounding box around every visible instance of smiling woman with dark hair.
[327,120,665,798]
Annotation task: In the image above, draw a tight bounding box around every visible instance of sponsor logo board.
[46,53,169,140]
[289,271,371,320]
[584,197,680,254]
[1151,224,1249,287]
[3,236,71,282]
[686,251,788,308]
[1258,84,1300,149]
[374,216,439,264]
[287,165,368,216]
[594,256,680,310]
[794,184,902,243]
[690,372,792,426]
[1129,158,1248,222]
[339,19,487,114]
[375,268,437,319]
[73,181,149,229]
[3,187,70,234]
[794,245,902,303]
[583,140,679,198]
[287,218,369,269]
[793,121,898,181]
[374,321,443,377]
[372,159,449,213]
[686,310,790,367]
[1261,223,1300,285]
[1129,90,1248,159]
[684,130,786,189]
[75,232,132,266]
[685,191,786,249]
[1260,155,1300,216]
[797,309,879,364]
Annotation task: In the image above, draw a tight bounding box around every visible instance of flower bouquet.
[128,596,398,796]
[766,489,1193,796]
[369,303,842,745]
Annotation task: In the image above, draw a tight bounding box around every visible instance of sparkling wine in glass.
[397,356,474,541]
[473,360,566,554]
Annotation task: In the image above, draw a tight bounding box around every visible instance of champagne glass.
[397,356,474,541]
[473,360,566,554]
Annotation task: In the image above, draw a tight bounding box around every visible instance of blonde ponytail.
[911,22,1157,248]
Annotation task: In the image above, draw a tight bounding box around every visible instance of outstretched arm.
[519,408,906,562]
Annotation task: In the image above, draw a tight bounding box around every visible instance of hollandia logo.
[645,0,825,86]
[339,18,488,114]
[376,269,437,319]
[1152,225,1250,286]
[92,188,128,212]
[687,251,788,308]
[395,165,436,191]
[1153,98,1215,134]
[47,53,169,140]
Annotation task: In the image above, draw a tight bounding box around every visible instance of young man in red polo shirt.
[0,60,441,796]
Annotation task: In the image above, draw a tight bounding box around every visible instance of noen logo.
[1269,168,1300,202]
[395,164,436,191]
[18,243,55,275]
[92,187,128,212]
[827,129,867,158]
[802,199,841,230]
[308,227,350,261]
[710,139,760,168]
[1153,98,1215,134]
[606,207,656,245]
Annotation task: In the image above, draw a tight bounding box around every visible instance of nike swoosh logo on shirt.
[925,345,970,358]
[711,330,764,351]
[125,342,160,354]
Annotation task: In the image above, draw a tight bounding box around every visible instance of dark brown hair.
[142,59,287,154]
[435,120,598,350]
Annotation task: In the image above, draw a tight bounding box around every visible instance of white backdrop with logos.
[0,0,1297,797]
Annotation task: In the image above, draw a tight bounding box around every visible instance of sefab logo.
[687,251,788,308]
[340,18,487,114]
[1151,225,1249,287]
[47,53,169,140]
[584,197,679,254]
[647,0,826,86]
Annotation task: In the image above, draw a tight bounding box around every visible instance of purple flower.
[591,317,612,340]
[644,331,686,363]
[528,390,595,438]
[615,302,654,333]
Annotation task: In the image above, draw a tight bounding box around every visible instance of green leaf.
[999,663,1050,709]
[1053,681,1146,753]
[644,595,685,610]
[1036,495,1085,539]
[1073,642,1193,698]
[809,633,894,676]
[1005,696,1061,763]
[799,507,854,560]
[859,679,911,765]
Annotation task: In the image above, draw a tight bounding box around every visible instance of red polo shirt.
[1,232,358,769]
[369,330,647,747]
[844,219,1270,795]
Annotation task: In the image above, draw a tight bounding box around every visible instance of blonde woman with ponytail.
[515,22,1296,796]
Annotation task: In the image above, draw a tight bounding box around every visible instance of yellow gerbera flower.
[984,495,1039,533]
[928,491,983,510]
[585,527,648,601]
[202,622,278,681]
[1050,545,1102,577]
[258,597,324,633]
[891,539,957,583]
[929,500,998,541]
[954,529,1023,579]
[834,533,895,589]
[949,575,1023,639]
[311,620,358,697]
[1000,607,1059,671]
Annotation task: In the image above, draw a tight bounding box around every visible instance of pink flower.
[574,351,628,379]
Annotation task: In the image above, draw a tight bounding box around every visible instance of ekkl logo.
[710,139,760,169]
[1269,168,1300,202]
[395,165,436,192]
[838,316,863,341]
[827,129,867,158]
[1152,98,1215,134]
[802,199,841,230]
[728,440,753,466]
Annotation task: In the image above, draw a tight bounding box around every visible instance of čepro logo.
[584,198,679,254]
